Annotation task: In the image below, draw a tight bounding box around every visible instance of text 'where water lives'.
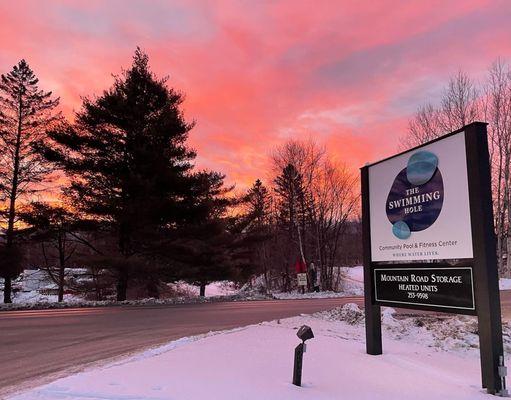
[361,122,505,395]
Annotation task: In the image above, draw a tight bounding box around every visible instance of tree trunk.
[504,150,511,277]
[58,270,65,303]
[58,235,65,302]
[3,277,12,303]
[3,95,23,303]
[92,269,103,301]
[147,278,160,299]
[116,269,128,301]
[507,236,511,278]
[117,221,131,302]
[199,282,206,297]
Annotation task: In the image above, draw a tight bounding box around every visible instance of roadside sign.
[368,131,473,262]
[373,267,475,311]
[297,273,307,286]
[361,122,504,395]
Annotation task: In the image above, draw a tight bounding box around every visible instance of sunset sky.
[1,0,511,189]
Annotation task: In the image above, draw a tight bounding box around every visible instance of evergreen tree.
[274,163,306,235]
[245,179,271,227]
[40,48,196,301]
[164,171,238,296]
[175,221,235,297]
[241,179,273,287]
[0,60,59,303]
[273,163,309,288]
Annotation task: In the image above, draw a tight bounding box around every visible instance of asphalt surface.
[0,296,362,397]
[4,291,511,398]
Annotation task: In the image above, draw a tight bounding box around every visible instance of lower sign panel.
[374,267,475,311]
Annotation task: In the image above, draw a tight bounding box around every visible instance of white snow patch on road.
[9,303,504,400]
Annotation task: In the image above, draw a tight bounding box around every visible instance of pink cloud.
[0,0,510,192]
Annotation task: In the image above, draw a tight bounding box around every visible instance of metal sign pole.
[361,166,382,355]
[465,122,504,394]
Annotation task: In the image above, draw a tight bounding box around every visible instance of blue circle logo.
[386,151,443,239]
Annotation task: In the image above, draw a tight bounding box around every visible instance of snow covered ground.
[4,265,511,309]
[273,265,511,299]
[10,303,507,400]
[0,270,245,310]
[272,266,364,299]
[0,269,84,304]
[1,267,365,309]
[174,280,238,297]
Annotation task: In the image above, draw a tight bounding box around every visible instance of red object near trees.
[294,259,306,273]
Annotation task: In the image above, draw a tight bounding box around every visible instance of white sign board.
[297,273,308,286]
[368,131,473,262]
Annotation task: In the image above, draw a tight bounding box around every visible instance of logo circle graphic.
[385,151,444,239]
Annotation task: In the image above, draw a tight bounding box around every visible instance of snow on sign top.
[368,131,473,262]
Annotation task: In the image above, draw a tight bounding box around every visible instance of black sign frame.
[361,122,504,394]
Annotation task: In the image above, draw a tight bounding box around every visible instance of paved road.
[4,291,511,397]
[0,297,362,397]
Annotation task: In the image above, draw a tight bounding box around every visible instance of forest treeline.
[0,49,361,303]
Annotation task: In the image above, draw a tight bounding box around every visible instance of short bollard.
[292,325,314,386]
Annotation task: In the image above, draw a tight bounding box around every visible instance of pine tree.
[241,179,273,287]
[0,60,59,303]
[165,171,237,297]
[40,48,196,301]
[175,221,235,297]
[274,163,306,234]
[273,163,309,288]
[245,179,271,227]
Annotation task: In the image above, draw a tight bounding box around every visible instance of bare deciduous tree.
[439,70,480,132]
[269,138,358,291]
[400,103,441,150]
[483,59,511,276]
[402,62,511,277]
[400,70,480,149]
[312,159,358,290]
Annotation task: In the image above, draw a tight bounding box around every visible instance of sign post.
[297,273,308,287]
[361,122,504,394]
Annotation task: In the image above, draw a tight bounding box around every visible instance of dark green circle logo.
[385,151,444,239]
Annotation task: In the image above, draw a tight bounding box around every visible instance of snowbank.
[170,280,239,297]
[344,265,364,282]
[0,269,85,305]
[269,266,365,299]
[0,271,253,311]
[9,304,504,400]
[274,266,511,299]
[0,290,270,312]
